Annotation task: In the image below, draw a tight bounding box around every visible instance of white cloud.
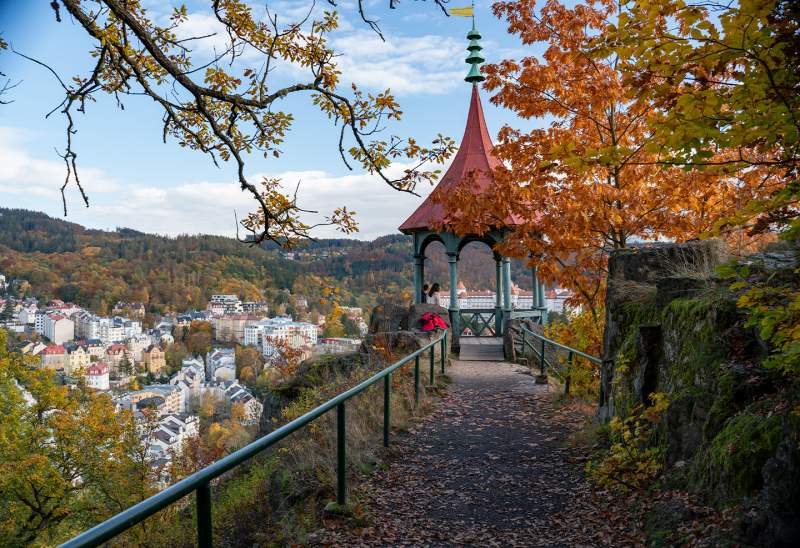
[332,30,465,95]
[0,126,443,241]
[0,127,120,198]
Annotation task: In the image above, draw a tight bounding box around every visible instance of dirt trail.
[315,359,623,547]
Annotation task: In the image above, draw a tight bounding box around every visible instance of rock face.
[502,317,543,363]
[368,303,409,333]
[600,240,800,545]
[600,239,731,419]
[259,352,363,433]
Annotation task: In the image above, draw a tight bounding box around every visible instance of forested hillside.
[0,209,532,316]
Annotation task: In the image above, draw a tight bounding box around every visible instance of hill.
[0,208,534,317]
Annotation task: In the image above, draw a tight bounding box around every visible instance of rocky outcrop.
[368,303,409,333]
[600,239,731,419]
[600,240,800,545]
[260,352,363,433]
[502,317,543,363]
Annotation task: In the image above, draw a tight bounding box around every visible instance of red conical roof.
[399,85,514,233]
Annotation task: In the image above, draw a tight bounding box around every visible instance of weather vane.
[448,0,475,23]
[449,1,485,83]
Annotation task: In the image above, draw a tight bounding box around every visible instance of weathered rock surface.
[600,239,800,545]
[600,239,731,419]
[367,302,409,333]
[502,317,543,363]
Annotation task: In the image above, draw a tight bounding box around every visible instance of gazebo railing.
[457,309,497,337]
[60,331,448,548]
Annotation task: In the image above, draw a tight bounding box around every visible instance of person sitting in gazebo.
[427,283,441,305]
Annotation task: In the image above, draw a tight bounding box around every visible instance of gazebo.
[399,23,547,347]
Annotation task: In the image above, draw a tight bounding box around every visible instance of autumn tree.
[605,0,799,238]
[0,330,152,545]
[9,0,454,245]
[187,320,213,356]
[323,303,346,337]
[441,0,777,316]
[235,345,264,382]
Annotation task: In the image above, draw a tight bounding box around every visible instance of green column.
[447,252,460,336]
[413,254,425,304]
[495,257,503,334]
[502,257,512,313]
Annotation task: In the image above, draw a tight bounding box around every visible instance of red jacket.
[419,312,448,332]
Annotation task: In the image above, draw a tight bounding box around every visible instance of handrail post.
[383,374,391,447]
[414,356,420,406]
[336,403,346,505]
[429,346,435,386]
[440,333,446,374]
[197,482,212,548]
[539,338,546,376]
[565,352,574,396]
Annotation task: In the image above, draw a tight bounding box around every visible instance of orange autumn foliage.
[440,0,777,317]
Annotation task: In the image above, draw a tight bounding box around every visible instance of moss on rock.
[695,411,783,503]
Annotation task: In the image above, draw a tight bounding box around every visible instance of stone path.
[458,337,505,362]
[315,360,624,547]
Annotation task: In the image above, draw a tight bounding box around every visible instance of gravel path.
[314,359,619,547]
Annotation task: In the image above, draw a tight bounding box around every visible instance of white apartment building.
[34,310,48,334]
[316,338,361,355]
[207,294,243,316]
[170,358,206,408]
[17,303,38,325]
[242,301,269,315]
[144,413,200,462]
[244,316,318,357]
[201,380,263,425]
[545,289,572,314]
[75,314,127,344]
[206,348,236,382]
[86,362,110,391]
[43,314,75,344]
[115,317,143,339]
[436,282,536,310]
[127,333,153,363]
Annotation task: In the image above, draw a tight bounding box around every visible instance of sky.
[0,0,543,240]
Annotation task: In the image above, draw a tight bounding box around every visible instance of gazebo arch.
[399,24,547,349]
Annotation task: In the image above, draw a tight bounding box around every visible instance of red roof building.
[87,362,109,376]
[41,344,66,355]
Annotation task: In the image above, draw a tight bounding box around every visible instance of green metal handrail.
[518,327,601,393]
[61,331,448,548]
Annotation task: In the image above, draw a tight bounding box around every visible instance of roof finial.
[464,3,485,84]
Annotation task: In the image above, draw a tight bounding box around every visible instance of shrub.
[587,392,670,492]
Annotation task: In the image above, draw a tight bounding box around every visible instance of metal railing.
[458,309,497,337]
[61,331,448,548]
[518,326,601,395]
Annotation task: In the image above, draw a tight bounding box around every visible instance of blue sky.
[0,0,542,239]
